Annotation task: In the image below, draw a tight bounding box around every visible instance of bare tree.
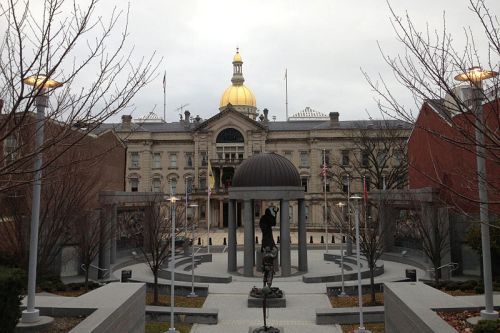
[363,0,499,205]
[0,0,159,193]
[124,196,186,305]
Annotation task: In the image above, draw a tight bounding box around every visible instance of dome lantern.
[219,48,257,119]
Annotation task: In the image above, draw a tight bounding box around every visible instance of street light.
[167,195,180,333]
[455,67,499,320]
[184,176,192,237]
[350,194,371,333]
[187,203,199,298]
[337,202,346,297]
[21,74,63,323]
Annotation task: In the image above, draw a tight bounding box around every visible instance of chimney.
[121,115,132,131]
[329,112,339,127]
[184,110,190,124]
[263,108,269,121]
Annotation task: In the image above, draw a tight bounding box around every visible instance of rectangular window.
[169,154,177,168]
[253,150,260,156]
[152,178,161,192]
[300,151,309,167]
[131,152,139,168]
[199,177,206,190]
[361,151,369,168]
[341,150,349,166]
[153,153,161,169]
[284,151,292,161]
[4,135,17,163]
[200,152,208,166]
[169,178,177,195]
[377,150,388,167]
[301,177,308,192]
[254,202,261,217]
[325,182,330,192]
[320,150,330,166]
[394,149,404,166]
[130,178,139,192]
[342,175,349,193]
[200,204,206,219]
[186,153,193,167]
[186,177,193,193]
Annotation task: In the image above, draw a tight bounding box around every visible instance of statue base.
[249,326,283,333]
[248,287,286,308]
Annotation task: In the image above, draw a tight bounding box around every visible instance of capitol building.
[106,49,411,229]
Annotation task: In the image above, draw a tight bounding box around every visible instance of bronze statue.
[250,207,281,333]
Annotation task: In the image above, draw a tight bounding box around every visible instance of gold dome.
[220,84,256,108]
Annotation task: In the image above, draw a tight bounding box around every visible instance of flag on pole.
[321,163,328,178]
[207,159,215,196]
[363,176,368,204]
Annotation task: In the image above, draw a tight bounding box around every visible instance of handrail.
[81,263,109,273]
[427,262,459,273]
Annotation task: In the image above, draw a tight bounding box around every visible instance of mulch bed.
[37,316,87,333]
[437,310,479,333]
[341,322,384,333]
[330,292,384,308]
[146,293,206,308]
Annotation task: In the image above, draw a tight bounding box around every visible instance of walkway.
[113,248,427,333]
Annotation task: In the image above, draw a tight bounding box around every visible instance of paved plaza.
[114,229,428,333]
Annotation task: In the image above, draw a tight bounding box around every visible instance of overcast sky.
[70,0,500,122]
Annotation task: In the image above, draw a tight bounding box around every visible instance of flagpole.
[285,69,288,121]
[323,149,328,253]
[363,176,368,233]
[163,71,166,121]
[207,151,211,254]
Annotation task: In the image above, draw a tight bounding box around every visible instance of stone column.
[280,199,291,277]
[228,200,237,272]
[243,199,254,277]
[251,200,255,267]
[298,199,308,271]
[98,207,111,279]
[110,204,117,264]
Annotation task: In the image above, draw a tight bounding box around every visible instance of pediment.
[194,105,266,133]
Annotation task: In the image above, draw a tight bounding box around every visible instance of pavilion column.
[243,199,254,277]
[228,199,237,272]
[298,199,308,272]
[280,199,291,277]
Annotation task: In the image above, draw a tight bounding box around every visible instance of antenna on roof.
[176,104,190,113]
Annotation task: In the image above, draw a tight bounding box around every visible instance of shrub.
[0,266,25,333]
[445,281,460,291]
[473,319,500,333]
[459,280,477,291]
[474,285,485,294]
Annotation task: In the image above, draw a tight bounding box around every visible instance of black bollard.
[310,236,313,244]
[255,236,259,244]
[223,237,227,245]
[321,236,324,244]
[209,238,212,246]
[277,236,280,244]
[332,235,335,244]
[198,237,201,245]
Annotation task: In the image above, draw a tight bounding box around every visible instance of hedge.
[0,266,25,333]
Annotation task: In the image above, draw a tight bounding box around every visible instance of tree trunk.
[84,264,90,292]
[153,271,159,305]
[370,266,376,305]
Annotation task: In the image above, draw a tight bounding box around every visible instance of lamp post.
[350,194,370,333]
[185,176,191,237]
[323,149,329,253]
[21,74,63,323]
[167,194,179,333]
[337,202,346,297]
[455,67,498,320]
[187,203,199,298]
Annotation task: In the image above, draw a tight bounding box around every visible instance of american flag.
[321,163,328,178]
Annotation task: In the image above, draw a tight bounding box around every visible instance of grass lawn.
[330,292,384,308]
[146,292,206,308]
[341,322,384,333]
[146,322,192,333]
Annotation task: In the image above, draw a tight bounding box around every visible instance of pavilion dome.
[232,152,301,187]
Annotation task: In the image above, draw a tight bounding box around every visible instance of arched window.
[216,128,245,162]
[216,128,244,143]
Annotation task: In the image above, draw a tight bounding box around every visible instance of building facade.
[106,50,411,230]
